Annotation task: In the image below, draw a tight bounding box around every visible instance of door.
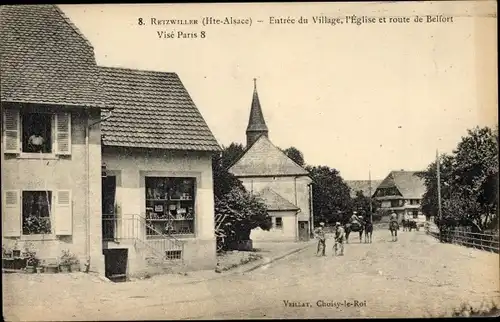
[103,248,128,282]
[298,221,309,241]
[102,176,116,241]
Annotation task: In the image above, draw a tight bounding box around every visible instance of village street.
[3,230,499,320]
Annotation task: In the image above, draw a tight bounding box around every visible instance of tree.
[306,165,353,225]
[212,143,272,250]
[352,190,381,218]
[283,146,305,167]
[418,126,498,231]
[215,188,272,249]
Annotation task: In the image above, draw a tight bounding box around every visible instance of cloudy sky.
[60,1,497,180]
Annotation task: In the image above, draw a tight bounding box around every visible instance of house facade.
[1,5,106,273]
[99,67,220,277]
[228,81,312,242]
[2,5,221,278]
[373,170,426,222]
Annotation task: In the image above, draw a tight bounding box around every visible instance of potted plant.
[25,251,38,274]
[2,246,14,270]
[70,255,80,272]
[12,241,21,258]
[59,250,72,273]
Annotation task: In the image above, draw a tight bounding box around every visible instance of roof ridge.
[54,5,94,49]
[99,65,178,75]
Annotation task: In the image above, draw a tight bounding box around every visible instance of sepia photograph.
[1,1,498,320]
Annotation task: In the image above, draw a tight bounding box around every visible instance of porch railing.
[102,214,184,261]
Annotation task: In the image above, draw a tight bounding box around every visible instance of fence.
[425,222,499,254]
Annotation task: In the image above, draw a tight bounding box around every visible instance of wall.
[239,175,312,222]
[251,210,297,241]
[102,147,216,270]
[2,107,103,273]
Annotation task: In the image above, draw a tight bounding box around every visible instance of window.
[275,217,283,229]
[22,191,52,235]
[22,113,52,153]
[145,177,195,236]
[3,109,71,155]
[410,199,419,205]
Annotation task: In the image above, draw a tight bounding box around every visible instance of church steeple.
[246,78,269,147]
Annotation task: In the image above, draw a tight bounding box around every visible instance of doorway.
[298,221,309,241]
[103,248,128,282]
[102,176,116,241]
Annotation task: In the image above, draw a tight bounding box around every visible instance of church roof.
[228,134,309,177]
[256,187,299,212]
[246,79,268,133]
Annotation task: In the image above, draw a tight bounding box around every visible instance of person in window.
[28,130,45,153]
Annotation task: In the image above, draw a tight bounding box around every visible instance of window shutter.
[55,190,72,235]
[55,113,71,155]
[3,190,21,237]
[3,109,20,154]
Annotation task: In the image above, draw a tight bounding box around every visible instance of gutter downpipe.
[85,110,113,273]
[308,182,314,239]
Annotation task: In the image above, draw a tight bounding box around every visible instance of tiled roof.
[345,180,382,198]
[376,171,426,199]
[246,80,268,133]
[99,66,220,151]
[256,187,299,211]
[228,135,309,177]
[0,5,103,107]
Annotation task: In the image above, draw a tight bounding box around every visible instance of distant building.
[345,180,382,199]
[373,170,426,221]
[228,80,312,242]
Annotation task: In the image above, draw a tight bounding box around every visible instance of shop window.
[145,177,195,236]
[22,191,52,235]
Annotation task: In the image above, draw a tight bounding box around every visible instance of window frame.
[274,217,283,230]
[21,112,54,155]
[144,176,197,237]
[21,189,54,238]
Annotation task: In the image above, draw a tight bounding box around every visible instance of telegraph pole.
[436,150,442,220]
[436,150,443,241]
[369,170,373,222]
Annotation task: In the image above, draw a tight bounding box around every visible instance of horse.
[345,221,364,243]
[364,219,373,243]
[389,221,399,241]
[401,219,409,232]
[402,219,417,232]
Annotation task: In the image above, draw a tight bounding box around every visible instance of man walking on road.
[333,222,345,256]
[315,222,327,256]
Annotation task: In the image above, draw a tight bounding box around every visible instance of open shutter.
[3,190,21,237]
[3,109,20,154]
[55,190,72,235]
[55,113,71,155]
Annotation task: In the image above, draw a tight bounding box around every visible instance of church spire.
[246,78,269,147]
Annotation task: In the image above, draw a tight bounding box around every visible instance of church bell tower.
[246,78,269,147]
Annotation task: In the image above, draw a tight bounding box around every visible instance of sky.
[60,2,497,180]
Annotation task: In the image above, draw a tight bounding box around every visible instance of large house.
[228,80,312,242]
[1,5,220,279]
[372,170,426,221]
[345,180,382,199]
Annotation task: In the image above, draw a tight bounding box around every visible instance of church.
[228,80,313,242]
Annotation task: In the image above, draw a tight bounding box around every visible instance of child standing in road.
[315,222,327,256]
[333,222,345,256]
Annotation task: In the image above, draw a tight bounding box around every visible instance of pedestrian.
[315,222,326,256]
[333,222,345,256]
